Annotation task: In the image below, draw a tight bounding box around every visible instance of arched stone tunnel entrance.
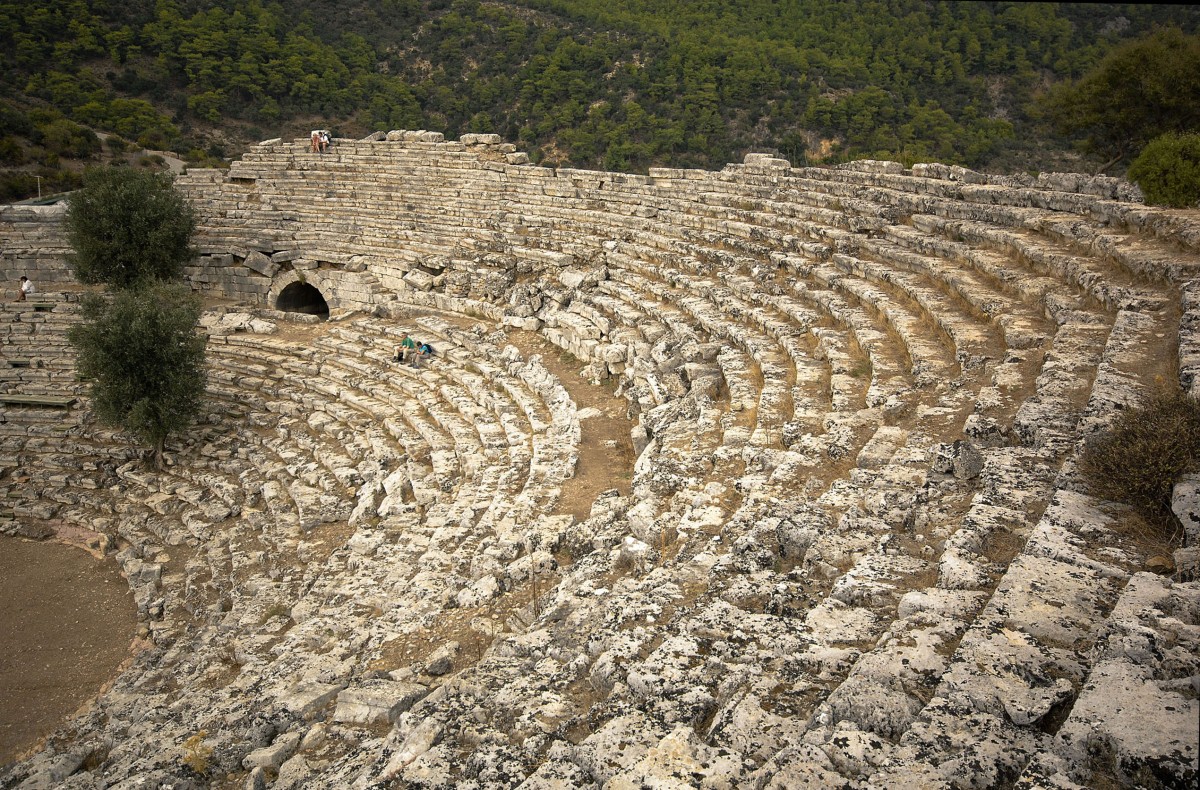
[275,281,330,319]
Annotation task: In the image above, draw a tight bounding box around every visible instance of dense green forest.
[0,1,1196,201]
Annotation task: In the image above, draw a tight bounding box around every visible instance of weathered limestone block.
[963,413,1008,448]
[1173,473,1200,547]
[424,641,459,676]
[1050,573,1200,788]
[270,754,312,790]
[455,573,500,607]
[605,726,743,789]
[402,268,438,291]
[931,439,984,479]
[751,742,851,789]
[857,426,908,469]
[378,717,444,782]
[279,682,343,718]
[333,680,428,725]
[569,713,666,784]
[837,159,905,175]
[1181,280,1200,397]
[242,731,302,771]
[911,162,954,180]
[743,152,790,170]
[460,133,502,145]
[243,250,279,277]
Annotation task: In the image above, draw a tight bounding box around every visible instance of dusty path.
[0,537,136,767]
[504,329,637,520]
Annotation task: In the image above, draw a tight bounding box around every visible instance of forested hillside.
[1,0,1196,201]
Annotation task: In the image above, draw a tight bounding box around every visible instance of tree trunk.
[153,435,165,470]
[1094,150,1125,177]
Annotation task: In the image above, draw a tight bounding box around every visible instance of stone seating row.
[184,147,1171,403]
[250,150,1161,314]
[475,193,1180,782]
[207,314,579,542]
[0,297,578,583]
[51,304,580,643]
[205,138,1200,291]
[698,231,1182,778]
[7,139,1198,787]
[618,168,1167,324]
[246,174,1012,391]
[203,337,471,531]
[726,160,1199,259]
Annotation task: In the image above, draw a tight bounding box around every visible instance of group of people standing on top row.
[310,129,331,153]
[393,333,434,368]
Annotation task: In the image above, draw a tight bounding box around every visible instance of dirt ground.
[0,536,137,768]
[503,329,636,520]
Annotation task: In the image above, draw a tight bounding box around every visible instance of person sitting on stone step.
[15,275,34,302]
[310,129,322,153]
[394,333,416,363]
[411,340,433,369]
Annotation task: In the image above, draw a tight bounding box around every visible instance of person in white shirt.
[16,275,34,302]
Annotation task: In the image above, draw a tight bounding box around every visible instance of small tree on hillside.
[1039,28,1200,173]
[65,166,196,289]
[69,283,207,468]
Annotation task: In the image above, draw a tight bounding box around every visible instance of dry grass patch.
[1079,388,1200,546]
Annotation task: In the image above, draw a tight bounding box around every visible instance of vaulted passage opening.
[276,282,329,319]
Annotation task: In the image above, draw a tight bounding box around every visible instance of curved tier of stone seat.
[0,286,581,616]
[391,200,1102,786]
[187,142,1153,540]
[374,153,1186,784]
[180,138,1114,418]
[189,140,1199,290]
[6,140,1197,788]
[320,317,580,535]
[199,318,578,549]
[208,140,1170,513]
[178,145,1092,468]
[552,242,898,476]
[10,309,589,786]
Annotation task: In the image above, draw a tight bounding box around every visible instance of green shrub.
[1128,132,1200,208]
[0,172,37,202]
[1079,389,1200,542]
[105,135,131,154]
[37,118,101,159]
[0,136,25,165]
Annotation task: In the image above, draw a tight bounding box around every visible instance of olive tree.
[69,283,207,468]
[65,166,196,289]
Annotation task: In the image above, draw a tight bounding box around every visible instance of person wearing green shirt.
[394,333,416,363]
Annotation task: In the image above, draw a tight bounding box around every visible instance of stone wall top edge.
[246,135,1144,201]
[0,203,68,217]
